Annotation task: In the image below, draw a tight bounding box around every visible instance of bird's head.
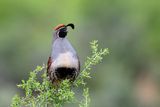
[54,23,74,38]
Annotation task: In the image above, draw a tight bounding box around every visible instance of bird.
[47,23,80,85]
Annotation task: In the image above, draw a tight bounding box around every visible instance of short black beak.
[66,23,74,29]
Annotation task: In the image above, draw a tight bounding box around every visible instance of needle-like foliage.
[11,40,109,107]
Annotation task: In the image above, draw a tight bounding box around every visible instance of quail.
[47,23,80,84]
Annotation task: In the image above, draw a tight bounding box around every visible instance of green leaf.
[11,40,109,107]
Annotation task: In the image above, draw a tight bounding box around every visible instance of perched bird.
[47,23,80,85]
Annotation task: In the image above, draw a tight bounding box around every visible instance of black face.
[58,27,67,38]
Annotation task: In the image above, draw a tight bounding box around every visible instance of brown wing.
[47,57,52,74]
[47,57,60,85]
[77,56,80,72]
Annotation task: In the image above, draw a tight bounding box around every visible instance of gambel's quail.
[47,23,80,85]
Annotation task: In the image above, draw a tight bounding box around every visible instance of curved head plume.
[66,23,74,29]
[54,23,74,30]
[53,23,75,38]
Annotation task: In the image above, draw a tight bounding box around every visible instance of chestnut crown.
[54,23,74,38]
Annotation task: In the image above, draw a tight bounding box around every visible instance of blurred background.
[0,0,160,107]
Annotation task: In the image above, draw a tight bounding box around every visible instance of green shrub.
[11,40,109,107]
